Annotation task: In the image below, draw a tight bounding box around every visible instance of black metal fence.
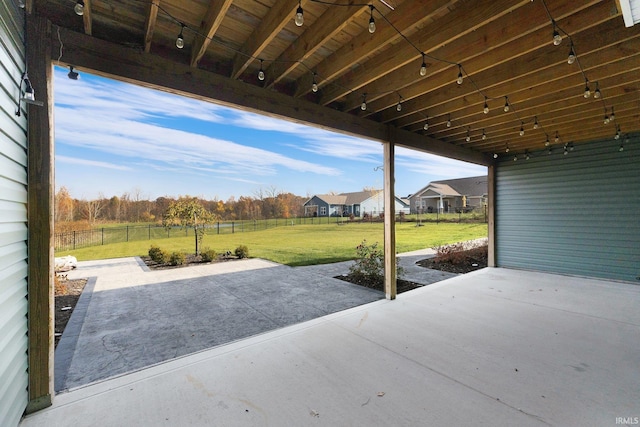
[54,216,346,251]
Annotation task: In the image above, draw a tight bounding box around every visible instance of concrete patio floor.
[23,268,639,426]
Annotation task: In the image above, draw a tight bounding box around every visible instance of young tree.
[162,197,216,255]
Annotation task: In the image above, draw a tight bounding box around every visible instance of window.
[320,206,326,215]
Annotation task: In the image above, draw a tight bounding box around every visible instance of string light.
[419,54,427,77]
[503,97,510,112]
[482,129,486,140]
[446,114,451,128]
[295,1,304,27]
[312,73,318,92]
[620,137,626,152]
[552,21,562,45]
[533,116,539,129]
[594,82,601,99]
[554,131,560,143]
[456,64,463,85]
[361,93,367,111]
[525,150,530,160]
[513,154,518,161]
[423,116,429,130]
[176,24,185,49]
[258,59,265,81]
[583,79,590,98]
[563,144,568,155]
[545,136,550,146]
[465,127,471,142]
[567,44,576,64]
[548,147,553,155]
[610,107,615,121]
[74,0,84,16]
[614,125,621,140]
[519,122,525,136]
[505,144,510,153]
[396,95,402,112]
[368,5,376,34]
[604,109,610,124]
[493,153,498,159]
[483,97,489,114]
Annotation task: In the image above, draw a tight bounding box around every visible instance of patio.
[21,268,640,426]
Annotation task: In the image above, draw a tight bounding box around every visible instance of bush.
[201,247,217,262]
[434,241,488,265]
[168,251,185,266]
[348,240,403,287]
[234,245,249,259]
[148,245,167,263]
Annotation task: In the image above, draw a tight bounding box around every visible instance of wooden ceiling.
[30,0,640,162]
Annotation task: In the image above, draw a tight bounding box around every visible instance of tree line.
[54,186,308,225]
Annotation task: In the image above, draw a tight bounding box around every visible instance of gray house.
[304,190,409,217]
[409,176,487,214]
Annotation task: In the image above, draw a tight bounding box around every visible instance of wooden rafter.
[143,0,159,53]
[230,0,300,79]
[82,0,92,35]
[190,0,233,68]
[264,3,368,89]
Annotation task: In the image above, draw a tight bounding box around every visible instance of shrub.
[234,245,249,259]
[434,241,488,265]
[168,251,185,266]
[348,240,404,287]
[201,247,217,262]
[148,245,167,263]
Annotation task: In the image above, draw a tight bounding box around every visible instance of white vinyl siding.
[0,1,29,426]
[495,136,640,283]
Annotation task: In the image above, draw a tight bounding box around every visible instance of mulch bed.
[416,246,488,274]
[335,274,424,294]
[55,276,88,348]
[141,253,241,270]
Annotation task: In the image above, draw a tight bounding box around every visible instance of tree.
[55,186,75,222]
[162,197,216,255]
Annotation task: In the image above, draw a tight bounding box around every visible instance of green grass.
[57,222,487,266]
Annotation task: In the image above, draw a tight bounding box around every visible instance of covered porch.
[20,268,640,426]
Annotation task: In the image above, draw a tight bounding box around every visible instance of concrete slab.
[24,268,640,427]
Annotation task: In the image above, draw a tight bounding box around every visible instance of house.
[409,176,487,214]
[2,2,639,426]
[304,190,410,218]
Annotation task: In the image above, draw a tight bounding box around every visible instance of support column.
[26,15,54,413]
[487,163,496,267]
[383,142,396,300]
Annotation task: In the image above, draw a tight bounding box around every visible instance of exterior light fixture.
[176,24,185,49]
[594,82,601,99]
[68,66,79,80]
[567,45,576,64]
[74,0,85,16]
[552,22,562,46]
[361,93,367,111]
[456,64,463,85]
[295,1,304,27]
[583,79,591,98]
[533,116,539,129]
[519,122,525,136]
[420,54,427,77]
[257,59,265,81]
[483,97,489,114]
[368,5,376,34]
[503,97,510,112]
[311,73,318,92]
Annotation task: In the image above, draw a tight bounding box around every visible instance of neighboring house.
[304,190,410,218]
[409,176,487,214]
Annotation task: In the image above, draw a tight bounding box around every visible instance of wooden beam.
[190,0,233,67]
[143,0,159,53]
[294,0,451,98]
[230,0,299,79]
[52,27,491,166]
[82,0,92,35]
[383,141,396,300]
[25,15,54,414]
[487,164,496,267]
[265,3,367,88]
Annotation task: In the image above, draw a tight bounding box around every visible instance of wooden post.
[383,142,397,300]
[487,164,496,267]
[26,15,54,413]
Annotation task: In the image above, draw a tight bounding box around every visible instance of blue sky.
[53,66,486,201]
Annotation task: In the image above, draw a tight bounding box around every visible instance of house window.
[320,206,326,215]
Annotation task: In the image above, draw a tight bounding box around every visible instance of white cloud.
[396,147,486,178]
[57,155,132,170]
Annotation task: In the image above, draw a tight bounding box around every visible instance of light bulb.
[423,122,429,131]
[594,88,601,99]
[619,144,624,152]
[610,108,615,121]
[552,29,562,46]
[361,94,367,111]
[446,119,451,128]
[525,152,530,160]
[456,67,463,85]
[604,115,610,125]
[567,47,576,64]
[503,98,509,112]
[482,131,486,140]
[519,124,525,136]
[505,145,510,153]
[533,117,539,129]
[295,5,304,27]
[258,69,265,81]
[583,83,591,98]
[564,147,568,155]
[176,26,185,49]
[493,153,498,159]
[312,82,318,92]
[465,131,470,142]
[420,62,427,77]
[615,131,620,140]
[368,16,376,33]
[513,155,518,161]
[548,147,552,155]
[396,102,402,112]
[545,137,550,146]
[74,0,84,16]
[483,99,489,114]
[555,132,559,143]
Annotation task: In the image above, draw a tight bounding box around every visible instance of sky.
[53,66,486,201]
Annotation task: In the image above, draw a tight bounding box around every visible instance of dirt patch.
[55,276,88,348]
[335,274,423,294]
[417,245,488,274]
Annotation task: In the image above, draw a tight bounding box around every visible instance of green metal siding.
[496,136,639,283]
[0,1,28,426]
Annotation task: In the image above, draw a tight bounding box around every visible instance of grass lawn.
[57,222,487,266]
